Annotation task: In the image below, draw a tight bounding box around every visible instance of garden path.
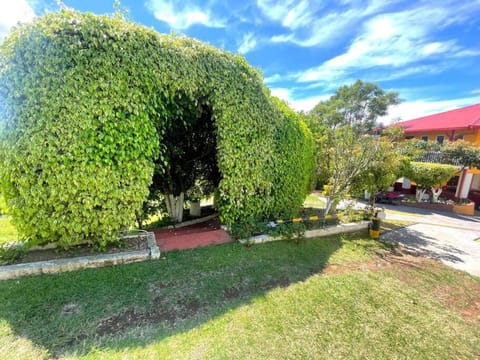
[152,217,231,252]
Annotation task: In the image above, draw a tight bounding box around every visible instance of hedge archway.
[0,10,314,248]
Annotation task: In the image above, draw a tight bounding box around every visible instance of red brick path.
[152,217,232,252]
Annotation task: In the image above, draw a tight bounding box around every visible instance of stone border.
[0,232,160,281]
[238,221,369,245]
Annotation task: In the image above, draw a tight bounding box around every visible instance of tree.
[322,126,383,214]
[150,93,219,223]
[306,81,402,211]
[351,136,407,205]
[443,140,480,168]
[405,162,459,202]
[310,80,401,133]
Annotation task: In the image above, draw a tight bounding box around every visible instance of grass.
[383,208,424,217]
[0,217,18,245]
[0,228,479,359]
[304,193,326,208]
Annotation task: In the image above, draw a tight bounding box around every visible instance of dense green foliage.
[406,162,459,188]
[405,162,459,202]
[443,140,480,168]
[306,81,402,212]
[269,97,315,219]
[310,80,400,133]
[0,12,160,248]
[0,10,313,247]
[0,194,8,215]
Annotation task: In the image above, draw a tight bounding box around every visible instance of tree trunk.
[415,188,427,202]
[324,196,338,216]
[431,187,442,203]
[165,192,185,223]
[135,212,143,229]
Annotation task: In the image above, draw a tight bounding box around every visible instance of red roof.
[394,103,480,133]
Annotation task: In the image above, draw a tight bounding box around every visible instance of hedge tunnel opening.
[149,91,221,223]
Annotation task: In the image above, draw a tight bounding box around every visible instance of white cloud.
[294,3,480,85]
[270,87,330,112]
[281,0,312,30]
[264,73,283,84]
[265,0,399,48]
[0,0,35,40]
[289,95,331,112]
[238,33,257,54]
[146,0,225,30]
[270,87,290,100]
[380,95,480,124]
[256,0,294,22]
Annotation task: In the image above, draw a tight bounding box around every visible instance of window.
[421,135,428,141]
[405,136,414,140]
[437,135,445,144]
[455,135,464,140]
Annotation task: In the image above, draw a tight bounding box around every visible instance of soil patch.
[6,236,148,265]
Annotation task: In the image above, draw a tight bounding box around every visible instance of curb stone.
[0,232,160,281]
[238,221,369,245]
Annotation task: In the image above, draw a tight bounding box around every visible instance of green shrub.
[0,11,160,247]
[0,10,315,248]
[0,195,8,215]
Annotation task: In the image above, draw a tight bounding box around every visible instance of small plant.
[0,244,26,265]
[457,198,471,205]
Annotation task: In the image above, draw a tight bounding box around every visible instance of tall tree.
[306,80,402,199]
[322,126,384,214]
[310,80,401,133]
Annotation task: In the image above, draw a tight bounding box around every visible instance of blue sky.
[1,0,480,123]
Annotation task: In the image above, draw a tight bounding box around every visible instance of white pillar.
[456,170,473,199]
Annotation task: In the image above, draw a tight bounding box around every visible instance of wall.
[407,129,479,145]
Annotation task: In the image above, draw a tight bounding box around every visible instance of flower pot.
[453,202,475,216]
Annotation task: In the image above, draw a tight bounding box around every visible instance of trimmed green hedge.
[0,10,314,248]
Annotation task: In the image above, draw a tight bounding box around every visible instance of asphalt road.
[380,204,480,277]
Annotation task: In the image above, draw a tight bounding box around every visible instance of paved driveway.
[380,205,480,277]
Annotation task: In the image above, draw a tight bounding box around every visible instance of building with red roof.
[395,103,480,145]
[393,103,480,210]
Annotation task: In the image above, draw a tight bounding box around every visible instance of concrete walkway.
[380,204,480,277]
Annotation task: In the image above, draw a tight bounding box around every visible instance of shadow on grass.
[0,233,352,357]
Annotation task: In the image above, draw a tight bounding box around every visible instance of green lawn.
[304,193,326,208]
[0,229,479,359]
[0,217,18,245]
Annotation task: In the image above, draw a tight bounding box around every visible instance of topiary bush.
[0,12,161,248]
[0,10,314,248]
[268,97,315,219]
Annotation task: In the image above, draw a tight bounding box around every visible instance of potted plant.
[187,185,203,217]
[453,198,475,216]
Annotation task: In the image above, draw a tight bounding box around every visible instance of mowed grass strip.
[0,231,479,359]
[303,193,326,208]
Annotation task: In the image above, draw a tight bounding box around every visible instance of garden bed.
[0,232,160,280]
[6,236,149,265]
